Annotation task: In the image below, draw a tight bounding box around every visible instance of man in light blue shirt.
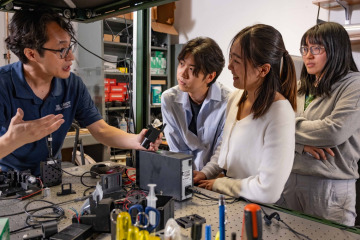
[161,37,231,170]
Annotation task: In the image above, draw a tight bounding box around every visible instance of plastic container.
[119,117,127,132]
[128,119,135,133]
[151,85,162,105]
[147,184,158,226]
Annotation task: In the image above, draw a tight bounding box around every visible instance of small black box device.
[136,150,193,201]
[40,159,62,187]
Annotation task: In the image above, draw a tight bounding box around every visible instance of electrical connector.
[141,124,166,149]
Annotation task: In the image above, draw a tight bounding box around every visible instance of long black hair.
[230,24,297,118]
[298,22,358,97]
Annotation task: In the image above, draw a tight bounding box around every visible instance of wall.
[0,12,17,65]
[1,1,359,89]
[173,0,360,89]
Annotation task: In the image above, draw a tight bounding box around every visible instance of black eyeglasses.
[300,45,325,56]
[41,41,77,59]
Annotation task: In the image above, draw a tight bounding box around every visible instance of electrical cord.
[44,159,100,188]
[104,19,133,41]
[188,187,312,240]
[102,17,136,156]
[72,35,133,64]
[0,196,20,200]
[187,186,237,203]
[0,195,90,218]
[240,197,312,240]
[10,224,39,234]
[80,171,97,188]
[83,187,94,196]
[18,199,65,235]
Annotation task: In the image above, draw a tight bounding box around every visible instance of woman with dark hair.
[193,24,297,203]
[277,22,360,226]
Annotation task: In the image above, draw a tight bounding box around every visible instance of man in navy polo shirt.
[0,9,161,176]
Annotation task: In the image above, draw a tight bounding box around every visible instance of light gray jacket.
[293,72,360,180]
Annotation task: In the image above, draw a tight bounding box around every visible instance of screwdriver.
[116,211,131,240]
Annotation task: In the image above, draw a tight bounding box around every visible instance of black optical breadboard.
[40,159,62,187]
[49,223,92,240]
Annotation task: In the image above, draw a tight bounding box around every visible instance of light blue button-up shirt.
[161,82,231,170]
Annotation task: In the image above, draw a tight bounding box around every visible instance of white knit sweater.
[201,90,295,203]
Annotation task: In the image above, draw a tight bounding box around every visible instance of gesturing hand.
[7,108,64,145]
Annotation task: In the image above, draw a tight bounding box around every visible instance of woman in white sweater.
[193,24,297,203]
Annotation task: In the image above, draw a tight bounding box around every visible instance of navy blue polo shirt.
[0,61,103,175]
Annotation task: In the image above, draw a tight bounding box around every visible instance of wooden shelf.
[104,71,131,76]
[151,74,167,77]
[151,105,161,108]
[313,0,360,9]
[151,80,166,85]
[105,17,133,24]
[104,41,132,48]
[105,106,129,111]
[151,46,168,51]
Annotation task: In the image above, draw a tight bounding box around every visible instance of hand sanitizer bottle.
[129,118,135,133]
[119,115,127,132]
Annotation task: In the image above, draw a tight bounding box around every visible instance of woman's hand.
[198,179,216,191]
[304,145,335,160]
[193,170,206,184]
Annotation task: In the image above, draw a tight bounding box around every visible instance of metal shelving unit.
[102,16,135,158]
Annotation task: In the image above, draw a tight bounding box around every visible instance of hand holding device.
[141,124,166,149]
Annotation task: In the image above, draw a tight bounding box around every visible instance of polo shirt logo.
[55,101,71,111]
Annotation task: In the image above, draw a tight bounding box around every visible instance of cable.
[17,188,43,200]
[22,199,65,233]
[0,195,90,218]
[10,225,37,234]
[189,187,312,240]
[80,171,97,188]
[44,158,99,188]
[187,186,236,202]
[74,35,134,64]
[239,197,313,240]
[83,187,94,196]
[0,196,20,200]
[125,168,136,182]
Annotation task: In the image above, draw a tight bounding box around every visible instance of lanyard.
[304,94,315,110]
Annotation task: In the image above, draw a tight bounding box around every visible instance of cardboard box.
[157,3,175,25]
[104,34,120,42]
[113,36,120,42]
[104,34,113,42]
[117,12,133,20]
[151,80,167,85]
[152,22,178,35]
[151,3,178,35]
